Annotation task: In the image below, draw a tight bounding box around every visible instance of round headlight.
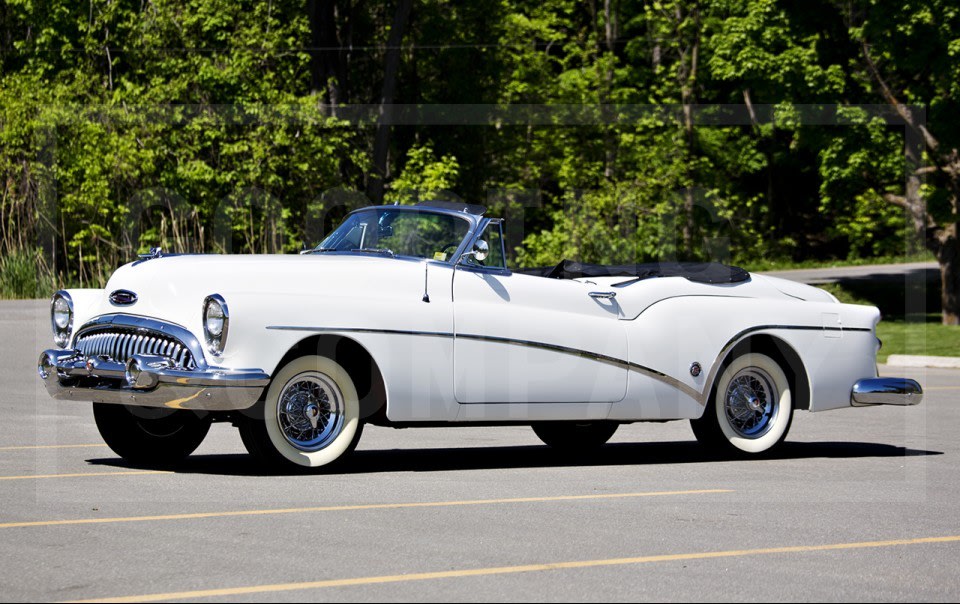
[53,297,71,329]
[50,291,74,349]
[205,300,224,337]
[202,294,229,355]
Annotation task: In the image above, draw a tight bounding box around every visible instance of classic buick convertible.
[38,201,923,468]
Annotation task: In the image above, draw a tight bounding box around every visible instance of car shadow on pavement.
[85,440,941,477]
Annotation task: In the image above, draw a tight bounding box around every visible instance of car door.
[452,221,628,405]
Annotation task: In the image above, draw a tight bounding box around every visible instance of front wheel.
[239,355,362,469]
[93,403,211,466]
[532,421,618,451]
[690,352,793,455]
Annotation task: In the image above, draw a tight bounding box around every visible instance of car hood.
[93,253,429,331]
[108,252,406,289]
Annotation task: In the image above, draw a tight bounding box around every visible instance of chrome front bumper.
[38,349,270,411]
[851,377,923,407]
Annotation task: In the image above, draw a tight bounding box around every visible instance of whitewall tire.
[240,355,362,468]
[691,352,793,455]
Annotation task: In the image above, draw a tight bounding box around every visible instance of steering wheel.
[439,242,460,261]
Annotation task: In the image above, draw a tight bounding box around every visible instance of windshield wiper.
[350,248,395,257]
[301,247,338,255]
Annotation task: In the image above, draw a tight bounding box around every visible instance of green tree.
[845,0,960,323]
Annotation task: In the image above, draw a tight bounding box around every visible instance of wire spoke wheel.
[690,351,794,455]
[239,355,362,469]
[723,368,779,438]
[277,374,345,452]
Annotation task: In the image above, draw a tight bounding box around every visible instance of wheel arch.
[273,335,387,422]
[714,334,811,412]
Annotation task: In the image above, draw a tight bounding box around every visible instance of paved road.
[1,299,958,601]
[760,261,938,285]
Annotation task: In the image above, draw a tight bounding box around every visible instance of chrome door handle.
[589,291,617,299]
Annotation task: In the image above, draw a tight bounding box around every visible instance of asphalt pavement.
[759,261,939,285]
[1,298,958,602]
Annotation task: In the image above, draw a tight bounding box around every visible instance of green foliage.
[386,144,461,204]
[708,0,846,99]
[0,0,954,307]
[0,1,362,287]
[0,249,47,299]
[818,110,910,257]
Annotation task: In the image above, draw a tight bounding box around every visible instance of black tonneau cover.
[519,260,750,285]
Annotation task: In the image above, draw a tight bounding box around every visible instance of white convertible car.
[38,201,922,468]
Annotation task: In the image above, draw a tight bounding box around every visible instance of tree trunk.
[923,153,960,325]
[861,39,960,325]
[367,0,413,204]
[935,227,960,325]
[308,0,345,112]
[601,0,618,181]
[928,157,960,324]
[679,4,700,252]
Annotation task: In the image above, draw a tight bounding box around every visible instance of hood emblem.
[109,290,138,306]
[138,247,163,261]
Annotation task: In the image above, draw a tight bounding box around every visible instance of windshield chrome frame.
[313,205,483,264]
[457,217,511,275]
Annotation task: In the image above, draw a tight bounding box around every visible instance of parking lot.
[2,299,958,602]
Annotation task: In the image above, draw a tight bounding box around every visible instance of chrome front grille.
[75,330,197,369]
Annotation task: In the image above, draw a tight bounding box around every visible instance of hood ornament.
[137,247,163,261]
[109,290,138,306]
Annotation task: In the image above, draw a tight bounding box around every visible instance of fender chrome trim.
[266,325,702,402]
[269,323,880,408]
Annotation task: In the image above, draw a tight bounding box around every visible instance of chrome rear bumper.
[38,349,269,411]
[851,377,923,407]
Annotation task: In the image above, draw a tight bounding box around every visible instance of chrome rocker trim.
[38,349,270,411]
[851,377,923,407]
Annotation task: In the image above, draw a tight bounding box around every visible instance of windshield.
[315,208,471,262]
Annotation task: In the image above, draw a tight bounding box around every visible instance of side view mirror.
[460,239,489,263]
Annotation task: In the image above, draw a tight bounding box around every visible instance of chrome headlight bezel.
[202,294,229,356]
[51,291,74,349]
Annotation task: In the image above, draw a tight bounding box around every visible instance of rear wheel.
[93,403,211,466]
[239,355,362,469]
[532,421,618,451]
[691,352,793,455]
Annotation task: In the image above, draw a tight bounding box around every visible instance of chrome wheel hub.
[724,368,779,438]
[304,403,321,429]
[277,373,344,452]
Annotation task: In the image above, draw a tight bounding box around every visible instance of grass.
[876,320,960,363]
[0,250,50,300]
[813,282,958,362]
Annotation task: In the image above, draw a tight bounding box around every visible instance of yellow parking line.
[61,535,960,603]
[0,470,170,481]
[0,444,106,451]
[0,489,730,529]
